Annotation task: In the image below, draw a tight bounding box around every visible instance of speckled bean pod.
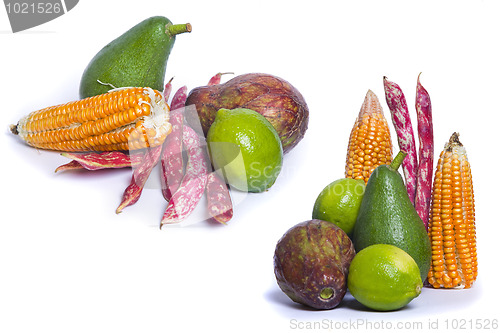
[206,172,233,224]
[55,151,143,172]
[160,86,187,201]
[116,145,162,213]
[160,126,208,226]
[383,76,418,204]
[415,74,434,229]
[204,73,234,224]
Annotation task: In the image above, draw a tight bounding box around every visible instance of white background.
[1,1,498,332]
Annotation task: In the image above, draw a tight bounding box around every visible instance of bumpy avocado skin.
[352,165,432,282]
[79,16,174,99]
[274,219,356,310]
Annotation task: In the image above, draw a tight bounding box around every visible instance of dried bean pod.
[170,85,188,111]
[205,73,234,224]
[206,171,233,224]
[207,72,233,86]
[414,73,434,229]
[56,151,143,172]
[116,145,162,213]
[55,160,84,173]
[160,126,208,226]
[383,76,418,204]
[160,86,187,201]
[163,77,174,103]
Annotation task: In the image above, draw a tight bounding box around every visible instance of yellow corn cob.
[345,90,393,183]
[11,87,171,152]
[427,132,477,289]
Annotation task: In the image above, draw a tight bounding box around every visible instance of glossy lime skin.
[348,244,423,311]
[207,108,283,193]
[79,16,174,99]
[312,178,365,236]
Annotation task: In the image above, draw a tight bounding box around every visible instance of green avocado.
[79,16,191,99]
[352,151,432,282]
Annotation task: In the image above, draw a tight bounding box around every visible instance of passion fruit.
[273,219,356,309]
[185,73,309,154]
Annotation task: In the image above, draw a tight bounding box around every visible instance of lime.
[207,108,283,192]
[347,244,423,311]
[312,178,365,236]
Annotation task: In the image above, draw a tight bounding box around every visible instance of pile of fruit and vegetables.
[10,16,309,226]
[275,77,477,311]
[10,15,477,313]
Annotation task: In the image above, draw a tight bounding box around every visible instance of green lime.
[312,178,365,236]
[347,244,423,311]
[207,108,283,193]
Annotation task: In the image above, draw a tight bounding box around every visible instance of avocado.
[352,151,432,282]
[79,16,191,99]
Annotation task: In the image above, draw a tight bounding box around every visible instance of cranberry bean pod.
[383,76,418,204]
[207,72,234,86]
[55,160,84,173]
[56,151,143,172]
[205,72,234,224]
[160,126,208,227]
[163,77,174,103]
[160,86,187,201]
[414,73,434,229]
[206,172,233,224]
[116,145,162,213]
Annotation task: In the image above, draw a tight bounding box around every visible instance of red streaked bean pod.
[116,145,162,214]
[207,72,234,86]
[414,73,434,229]
[204,72,234,224]
[55,160,84,173]
[163,77,174,103]
[160,86,187,201]
[55,151,143,172]
[170,85,188,111]
[206,171,233,224]
[383,76,418,204]
[160,126,208,227]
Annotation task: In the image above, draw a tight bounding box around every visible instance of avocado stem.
[390,150,407,171]
[166,23,192,37]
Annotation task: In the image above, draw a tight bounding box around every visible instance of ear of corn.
[345,90,393,183]
[11,87,171,152]
[427,132,477,289]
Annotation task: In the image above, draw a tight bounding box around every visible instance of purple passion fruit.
[273,219,356,309]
